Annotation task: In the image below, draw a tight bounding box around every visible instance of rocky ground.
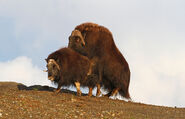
[0,82,184,119]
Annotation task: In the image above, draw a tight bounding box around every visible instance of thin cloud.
[0,56,51,86]
[128,45,185,107]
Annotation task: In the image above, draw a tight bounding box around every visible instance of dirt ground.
[0,82,184,119]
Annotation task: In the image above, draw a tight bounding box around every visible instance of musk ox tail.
[119,70,131,99]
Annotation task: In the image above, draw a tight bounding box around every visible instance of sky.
[0,0,185,107]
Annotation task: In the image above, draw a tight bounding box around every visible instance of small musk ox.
[68,23,131,99]
[45,47,98,96]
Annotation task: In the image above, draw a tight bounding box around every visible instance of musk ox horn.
[48,59,60,70]
[70,29,85,46]
[43,70,48,72]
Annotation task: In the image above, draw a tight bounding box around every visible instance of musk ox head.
[45,59,60,81]
[68,30,86,54]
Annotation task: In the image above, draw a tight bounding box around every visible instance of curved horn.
[48,59,60,70]
[43,70,48,72]
[71,30,85,46]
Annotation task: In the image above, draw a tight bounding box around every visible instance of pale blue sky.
[0,0,185,107]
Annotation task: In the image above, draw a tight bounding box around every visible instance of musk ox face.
[68,30,86,54]
[45,59,60,81]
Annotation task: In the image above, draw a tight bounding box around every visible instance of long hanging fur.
[69,22,131,99]
[46,48,98,89]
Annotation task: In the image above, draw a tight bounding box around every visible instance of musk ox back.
[45,47,98,96]
[68,23,131,99]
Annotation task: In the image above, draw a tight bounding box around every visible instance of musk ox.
[68,23,131,99]
[45,47,98,96]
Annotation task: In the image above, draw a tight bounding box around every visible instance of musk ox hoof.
[103,92,111,97]
[96,91,101,97]
[77,91,82,96]
[102,95,109,97]
[53,89,61,94]
[88,93,92,97]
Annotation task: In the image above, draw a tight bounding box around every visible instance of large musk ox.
[68,23,131,99]
[45,47,98,96]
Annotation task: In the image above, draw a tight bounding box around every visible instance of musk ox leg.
[55,89,61,94]
[75,82,82,96]
[88,87,93,96]
[54,83,62,94]
[103,88,119,97]
[110,88,120,97]
[96,84,101,97]
[96,68,102,97]
[104,92,111,97]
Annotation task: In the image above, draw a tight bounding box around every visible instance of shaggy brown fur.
[75,22,112,35]
[45,48,98,96]
[68,22,131,99]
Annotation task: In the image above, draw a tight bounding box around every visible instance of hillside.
[0,82,184,119]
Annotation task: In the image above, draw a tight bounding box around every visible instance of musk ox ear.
[56,59,60,64]
[71,29,85,46]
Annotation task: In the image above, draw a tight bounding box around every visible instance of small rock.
[19,94,25,98]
